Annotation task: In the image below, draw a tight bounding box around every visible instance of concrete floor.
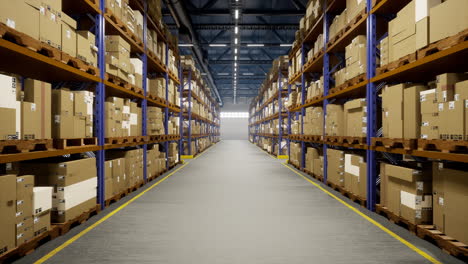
[17,140,464,264]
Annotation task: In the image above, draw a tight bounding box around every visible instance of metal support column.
[188,70,193,155]
[366,0,378,211]
[142,0,148,181]
[95,0,106,209]
[322,3,331,183]
[300,44,306,169]
[164,44,170,168]
[278,70,283,156]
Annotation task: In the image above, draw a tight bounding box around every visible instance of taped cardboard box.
[0,0,40,40]
[326,148,345,187]
[344,98,366,137]
[0,174,17,255]
[77,31,97,66]
[430,0,468,43]
[325,104,344,136]
[24,79,52,139]
[33,210,50,236]
[33,186,52,215]
[432,162,468,244]
[344,154,366,197]
[16,217,33,246]
[16,175,34,224]
[39,2,61,49]
[435,73,468,103]
[438,100,465,140]
[61,13,77,57]
[21,102,40,140]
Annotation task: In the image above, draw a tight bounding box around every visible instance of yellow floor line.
[281,162,442,264]
[35,162,190,264]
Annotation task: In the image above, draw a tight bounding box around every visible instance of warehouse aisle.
[20,141,460,264]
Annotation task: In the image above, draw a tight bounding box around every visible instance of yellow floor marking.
[35,162,190,264]
[281,162,442,264]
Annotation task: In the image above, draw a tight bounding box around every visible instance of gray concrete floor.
[16,140,464,264]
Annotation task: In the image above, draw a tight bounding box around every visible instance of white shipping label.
[130,113,138,125]
[31,103,36,111]
[40,6,45,15]
[438,103,444,111]
[415,210,422,219]
[449,101,455,110]
[455,94,460,101]
[66,30,71,39]
[465,100,468,108]
[420,94,426,102]
[416,181,424,191]
[109,162,112,168]
[6,18,16,28]
[422,121,429,126]
[70,93,74,101]
[439,197,444,205]
[54,115,60,124]
[122,106,130,114]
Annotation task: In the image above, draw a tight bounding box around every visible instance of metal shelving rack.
[180,66,220,158]
[0,0,184,209]
[248,63,289,157]
[253,0,468,212]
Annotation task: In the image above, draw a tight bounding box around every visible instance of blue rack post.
[300,44,306,169]
[164,44,170,168]
[366,0,378,211]
[188,70,193,155]
[141,0,148,182]
[322,2,331,184]
[95,0,106,209]
[278,70,283,157]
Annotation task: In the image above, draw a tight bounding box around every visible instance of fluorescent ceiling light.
[235,38,238,44]
[234,68,237,72]
[235,26,239,34]
[234,56,238,60]
[201,73,207,76]
[210,44,227,47]
[179,44,193,47]
[218,73,229,76]
[280,44,293,47]
[243,73,254,76]
[234,48,238,54]
[234,62,237,67]
[247,44,264,47]
[235,9,239,19]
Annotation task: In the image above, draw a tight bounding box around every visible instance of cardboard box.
[430,0,468,43]
[0,174,17,255]
[438,100,465,140]
[33,211,50,236]
[77,31,97,66]
[436,73,468,103]
[0,0,40,40]
[24,79,52,139]
[16,217,33,246]
[344,98,366,137]
[21,102,40,140]
[403,85,426,138]
[0,107,19,140]
[33,187,52,215]
[61,13,77,57]
[433,162,468,244]
[325,104,344,136]
[16,175,34,224]
[39,2,61,49]
[326,148,345,187]
[73,116,86,138]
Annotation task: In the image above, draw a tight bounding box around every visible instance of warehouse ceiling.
[163,0,304,105]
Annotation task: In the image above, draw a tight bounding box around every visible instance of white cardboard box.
[33,187,53,215]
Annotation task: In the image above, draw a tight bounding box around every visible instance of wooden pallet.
[61,52,99,77]
[0,226,60,263]
[327,181,367,207]
[329,9,366,47]
[105,73,144,95]
[417,29,468,59]
[417,139,468,154]
[416,225,468,260]
[53,137,98,149]
[325,136,366,146]
[0,23,61,60]
[127,181,145,193]
[376,52,417,75]
[302,135,323,142]
[371,137,416,151]
[148,134,165,141]
[0,139,53,154]
[52,205,101,236]
[375,204,418,234]
[104,8,143,47]
[304,94,323,104]
[104,136,147,145]
[329,73,366,95]
[105,189,129,207]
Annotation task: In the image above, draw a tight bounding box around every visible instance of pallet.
[303,169,324,182]
[326,181,367,207]
[61,52,99,77]
[0,139,53,154]
[417,139,468,154]
[105,73,144,95]
[52,205,101,236]
[304,94,323,104]
[371,137,416,151]
[417,29,468,59]
[329,9,366,47]
[105,189,129,207]
[53,137,98,149]
[375,204,418,234]
[376,52,417,75]
[302,135,323,142]
[325,136,367,146]
[0,226,60,263]
[416,225,468,260]
[329,73,366,95]
[104,136,148,145]
[127,180,145,193]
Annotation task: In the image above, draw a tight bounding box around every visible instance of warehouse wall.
[220,103,249,140]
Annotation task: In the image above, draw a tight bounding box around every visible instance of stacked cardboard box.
[382,83,426,139]
[306,77,324,100]
[380,163,432,225]
[334,68,346,87]
[344,154,367,198]
[327,148,345,187]
[0,175,17,253]
[106,35,133,82]
[345,35,366,81]
[305,147,320,173]
[430,0,468,43]
[344,98,366,137]
[432,162,468,244]
[147,107,165,135]
[329,10,347,40]
[325,104,344,136]
[304,0,322,32]
[105,96,141,137]
[0,74,21,140]
[20,157,97,223]
[346,0,366,24]
[15,175,34,246]
[77,30,98,67]
[107,149,144,187]
[289,142,302,167]
[313,156,324,179]
[304,107,323,135]
[32,186,51,236]
[147,145,166,178]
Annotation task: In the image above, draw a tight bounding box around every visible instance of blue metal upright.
[188,71,193,155]
[141,0,149,182]
[300,44,306,169]
[95,0,106,209]
[164,44,170,168]
[366,0,378,211]
[322,2,331,183]
[278,70,283,156]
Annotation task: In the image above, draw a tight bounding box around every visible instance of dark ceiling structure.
[163,0,305,105]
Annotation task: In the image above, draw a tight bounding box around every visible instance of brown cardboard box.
[326,148,345,187]
[112,158,126,193]
[344,154,366,197]
[53,113,74,138]
[105,35,131,52]
[403,85,426,139]
[52,89,74,115]
[33,211,50,236]
[344,98,366,137]
[438,100,465,140]
[325,104,344,136]
[382,163,432,225]
[0,0,40,40]
[53,198,96,223]
[77,31,97,66]
[433,162,468,245]
[0,174,17,255]
[436,73,468,103]
[382,84,403,138]
[61,13,77,57]
[21,102,40,140]
[0,107,17,140]
[420,89,438,114]
[16,217,33,246]
[24,79,52,139]
[73,116,86,138]
[455,80,468,101]
[430,0,468,43]
[421,113,439,139]
[16,175,34,224]
[39,2,61,49]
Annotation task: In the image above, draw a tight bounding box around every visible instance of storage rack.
[248,61,289,158]
[250,0,468,212]
[180,66,220,158]
[0,0,185,209]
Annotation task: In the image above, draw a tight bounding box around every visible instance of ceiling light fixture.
[235,9,239,19]
[280,44,293,47]
[234,38,238,44]
[209,44,227,47]
[234,48,238,54]
[235,26,239,34]
[247,44,264,47]
[178,44,193,47]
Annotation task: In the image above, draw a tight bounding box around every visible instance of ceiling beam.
[168,24,299,30]
[163,9,305,16]
[209,60,272,65]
